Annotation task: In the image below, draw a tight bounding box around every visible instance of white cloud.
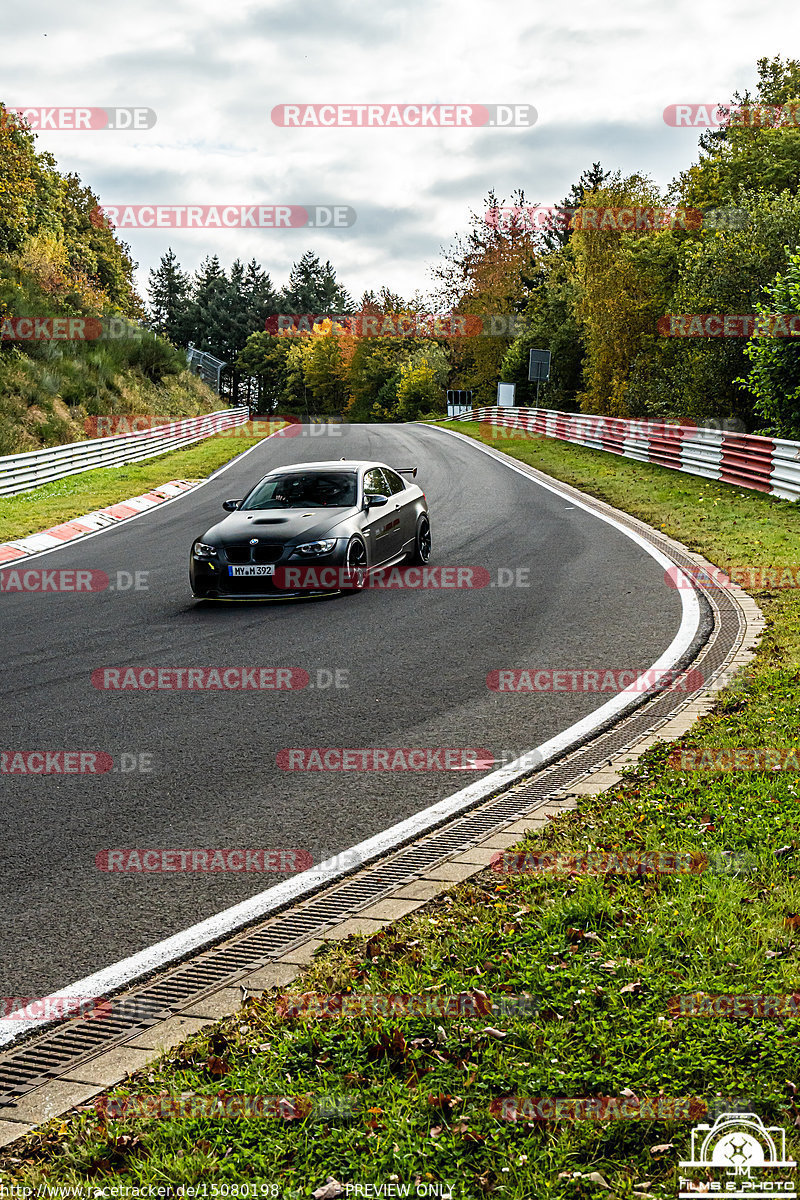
[2,0,799,305]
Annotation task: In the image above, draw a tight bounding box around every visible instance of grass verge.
[2,421,800,1198]
[0,429,282,543]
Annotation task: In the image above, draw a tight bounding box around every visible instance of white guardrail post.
[0,408,250,497]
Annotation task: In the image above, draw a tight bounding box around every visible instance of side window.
[383,469,406,495]
[364,468,390,497]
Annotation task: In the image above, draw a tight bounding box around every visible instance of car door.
[382,468,417,555]
[361,467,401,564]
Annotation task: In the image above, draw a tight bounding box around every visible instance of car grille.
[224,543,284,564]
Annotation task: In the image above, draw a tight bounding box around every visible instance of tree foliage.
[741,248,800,436]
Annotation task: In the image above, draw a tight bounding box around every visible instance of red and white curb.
[0,480,201,565]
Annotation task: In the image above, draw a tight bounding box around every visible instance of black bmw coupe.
[189,459,431,600]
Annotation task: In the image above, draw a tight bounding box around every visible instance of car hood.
[201,508,359,545]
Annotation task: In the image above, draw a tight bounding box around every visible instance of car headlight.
[293,539,338,557]
[193,542,218,558]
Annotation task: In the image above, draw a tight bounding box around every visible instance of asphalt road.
[0,423,683,998]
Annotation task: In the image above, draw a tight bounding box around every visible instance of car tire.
[407,515,432,565]
[342,536,368,592]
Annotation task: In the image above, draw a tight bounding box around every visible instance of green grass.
[0,431,279,543]
[3,421,800,1198]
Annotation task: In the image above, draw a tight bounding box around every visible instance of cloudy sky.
[2,0,798,308]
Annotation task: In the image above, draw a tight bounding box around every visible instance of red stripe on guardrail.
[720,432,775,492]
[447,407,800,502]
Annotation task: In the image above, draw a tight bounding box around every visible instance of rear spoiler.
[396,467,418,478]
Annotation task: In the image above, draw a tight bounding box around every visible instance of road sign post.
[528,348,551,407]
[446,389,474,417]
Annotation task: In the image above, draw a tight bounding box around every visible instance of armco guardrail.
[0,408,250,497]
[447,406,800,502]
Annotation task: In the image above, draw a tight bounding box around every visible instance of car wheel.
[342,536,368,591]
[407,515,432,564]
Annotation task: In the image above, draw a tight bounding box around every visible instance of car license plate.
[229,565,275,576]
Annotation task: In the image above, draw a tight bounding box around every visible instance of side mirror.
[365,493,388,508]
[223,498,243,511]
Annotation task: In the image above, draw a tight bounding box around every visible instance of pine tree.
[243,258,278,332]
[280,251,353,314]
[185,256,235,361]
[541,163,613,252]
[146,248,191,343]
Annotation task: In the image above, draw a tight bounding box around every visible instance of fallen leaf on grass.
[650,1143,673,1154]
[366,1028,407,1063]
[465,989,492,1015]
[620,981,643,995]
[209,1032,233,1056]
[312,1178,344,1199]
[427,1094,462,1116]
[566,926,602,943]
[206,1056,229,1077]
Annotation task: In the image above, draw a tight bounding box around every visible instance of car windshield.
[241,471,358,510]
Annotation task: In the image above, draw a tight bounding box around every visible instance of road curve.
[0,422,682,997]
